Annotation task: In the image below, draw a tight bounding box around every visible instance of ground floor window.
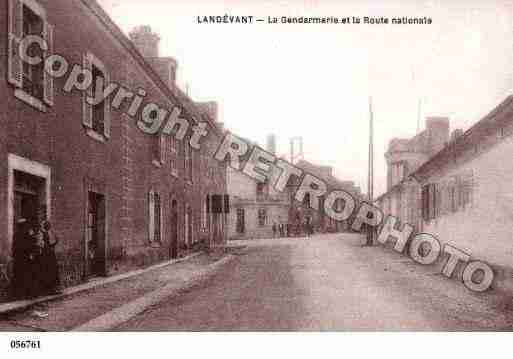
[236,208,245,234]
[258,208,267,227]
[148,190,162,243]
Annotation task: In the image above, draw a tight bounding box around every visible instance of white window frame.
[169,137,179,177]
[83,52,111,142]
[8,0,54,112]
[7,153,51,257]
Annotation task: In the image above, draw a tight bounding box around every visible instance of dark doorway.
[236,208,245,234]
[186,205,193,246]
[170,200,178,259]
[87,191,106,278]
[13,170,46,225]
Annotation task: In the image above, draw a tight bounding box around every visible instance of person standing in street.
[11,219,33,299]
[40,220,62,295]
[272,222,277,238]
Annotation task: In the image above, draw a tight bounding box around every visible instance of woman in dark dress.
[11,219,33,299]
[40,221,61,295]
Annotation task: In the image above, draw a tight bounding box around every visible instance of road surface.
[117,234,513,331]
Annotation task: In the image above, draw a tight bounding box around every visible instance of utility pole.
[366,96,374,246]
[417,98,422,134]
[411,65,422,134]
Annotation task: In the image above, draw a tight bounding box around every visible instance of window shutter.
[7,0,23,88]
[435,184,441,217]
[43,22,54,106]
[82,54,93,128]
[103,69,111,138]
[421,185,428,220]
[429,184,436,220]
[159,135,165,163]
[148,190,155,242]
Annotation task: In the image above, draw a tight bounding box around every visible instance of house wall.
[421,133,513,268]
[0,0,226,294]
[227,167,289,240]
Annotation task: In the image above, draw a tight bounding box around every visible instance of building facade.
[227,135,290,240]
[227,136,363,240]
[288,159,363,235]
[376,117,450,230]
[0,0,226,298]
[413,96,513,268]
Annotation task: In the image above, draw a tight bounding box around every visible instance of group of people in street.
[272,218,314,238]
[11,218,62,301]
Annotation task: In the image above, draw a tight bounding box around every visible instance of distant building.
[288,160,363,234]
[227,136,363,239]
[227,136,290,240]
[376,117,450,229]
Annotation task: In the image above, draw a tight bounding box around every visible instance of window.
[148,190,162,243]
[21,4,43,101]
[8,0,54,110]
[449,182,457,212]
[303,193,311,207]
[421,183,437,221]
[185,205,193,245]
[236,208,245,234]
[256,182,266,199]
[83,53,111,141]
[152,134,166,168]
[169,137,179,177]
[91,65,105,134]
[459,173,473,209]
[184,141,193,182]
[258,208,267,227]
[201,199,207,232]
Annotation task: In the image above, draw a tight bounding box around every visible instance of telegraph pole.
[366,96,374,246]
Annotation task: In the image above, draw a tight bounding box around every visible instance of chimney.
[129,25,178,91]
[266,134,277,154]
[425,116,450,155]
[197,101,218,122]
[129,25,160,58]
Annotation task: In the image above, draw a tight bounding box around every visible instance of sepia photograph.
[1,0,513,356]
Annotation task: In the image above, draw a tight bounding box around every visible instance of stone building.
[287,159,363,235]
[227,135,363,239]
[376,117,450,229]
[413,95,513,269]
[0,0,226,297]
[227,135,290,240]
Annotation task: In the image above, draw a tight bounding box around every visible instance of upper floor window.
[256,181,267,200]
[184,141,193,182]
[169,136,179,177]
[8,0,54,111]
[258,208,267,227]
[303,193,311,207]
[83,53,111,141]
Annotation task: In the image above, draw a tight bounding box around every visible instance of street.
[117,234,513,331]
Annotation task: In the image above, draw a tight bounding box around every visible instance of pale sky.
[98,0,513,196]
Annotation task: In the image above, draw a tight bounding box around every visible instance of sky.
[97,0,513,196]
